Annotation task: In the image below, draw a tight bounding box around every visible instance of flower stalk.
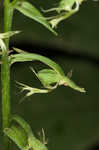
[1,0,13,150]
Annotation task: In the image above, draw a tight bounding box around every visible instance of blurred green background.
[1,0,99,150]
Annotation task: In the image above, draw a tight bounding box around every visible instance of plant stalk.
[1,52,10,150]
[1,0,13,150]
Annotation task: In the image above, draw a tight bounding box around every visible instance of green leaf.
[10,48,85,93]
[4,125,29,150]
[13,1,57,35]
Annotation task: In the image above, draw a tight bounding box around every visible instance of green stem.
[1,0,13,150]
[1,52,10,150]
[4,0,13,48]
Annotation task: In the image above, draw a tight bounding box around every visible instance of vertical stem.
[4,0,13,48]
[1,0,13,150]
[1,52,10,150]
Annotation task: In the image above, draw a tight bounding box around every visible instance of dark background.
[1,0,99,150]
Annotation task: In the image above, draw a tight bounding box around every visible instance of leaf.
[13,1,57,35]
[4,125,29,150]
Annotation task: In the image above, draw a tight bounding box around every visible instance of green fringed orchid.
[10,48,85,99]
[42,0,84,28]
[4,115,48,150]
